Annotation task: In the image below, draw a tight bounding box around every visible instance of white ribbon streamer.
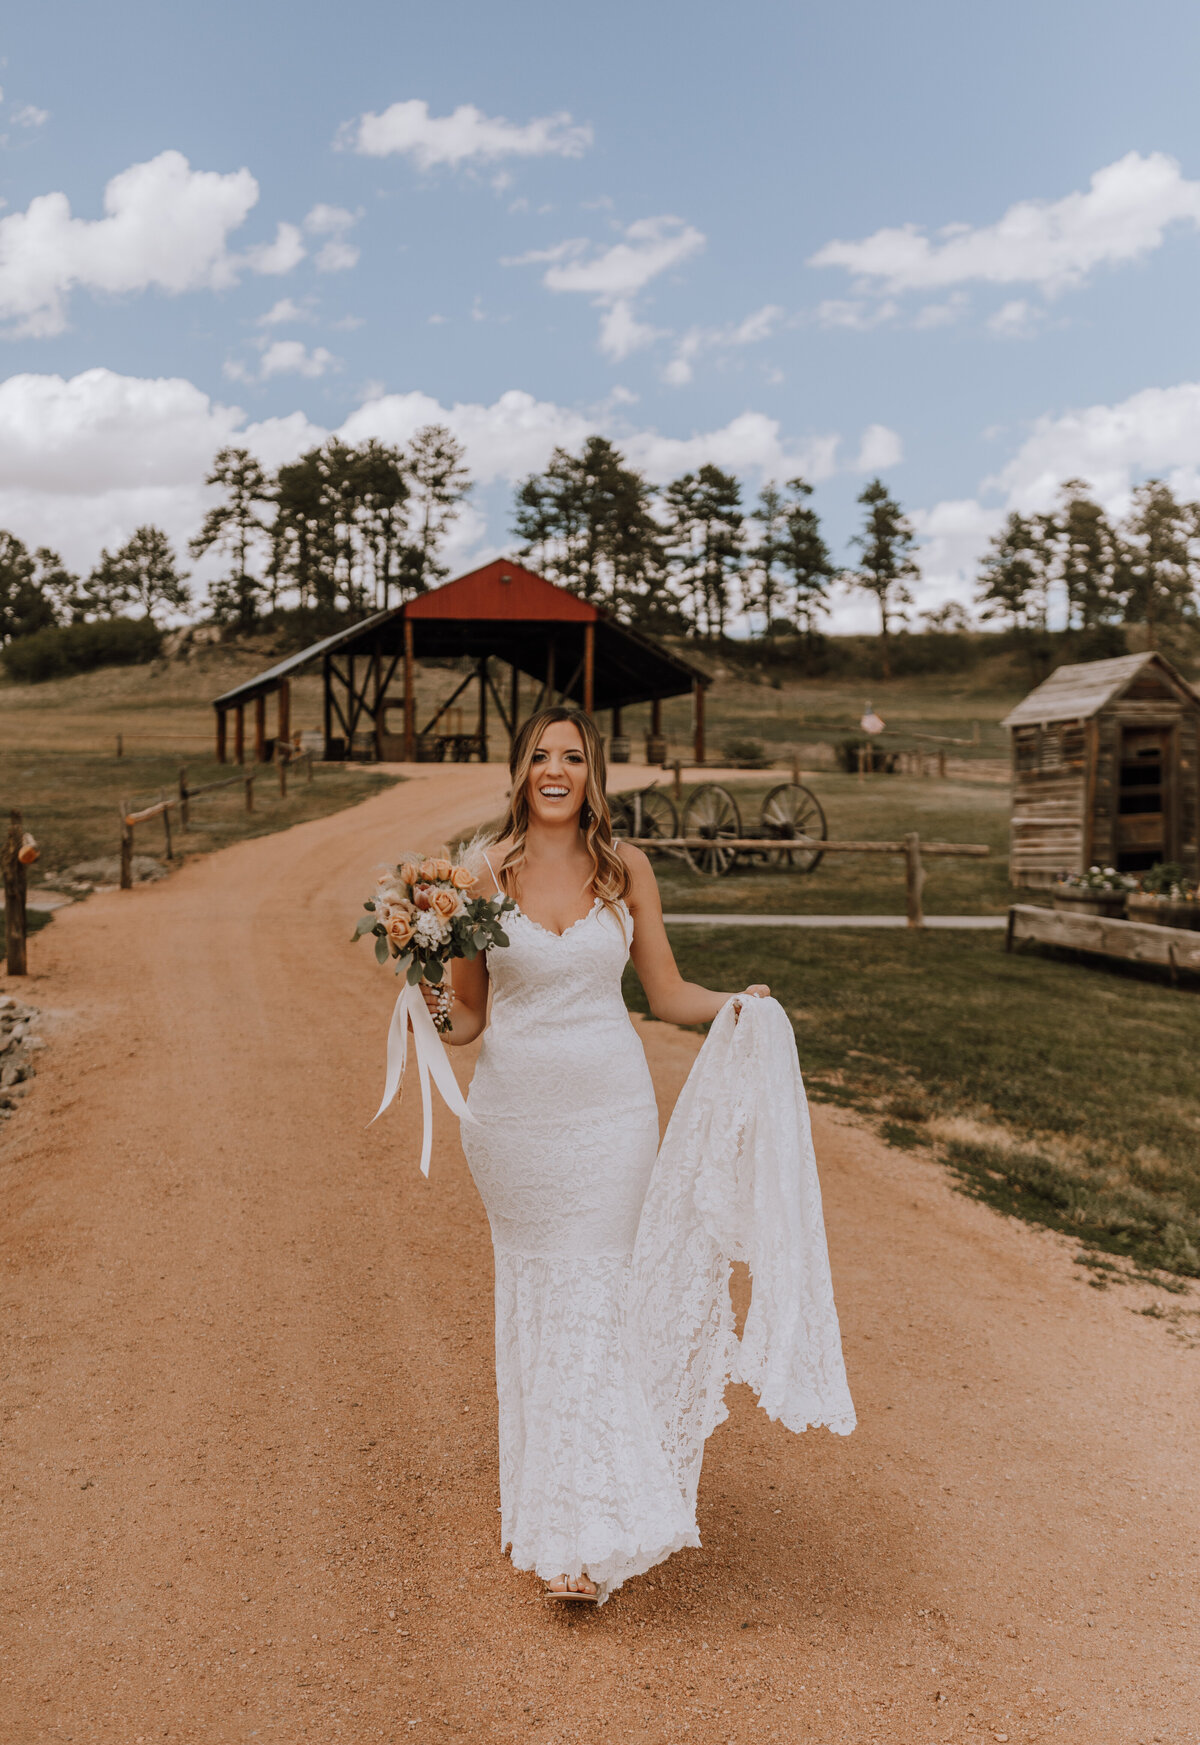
[368,981,477,1176]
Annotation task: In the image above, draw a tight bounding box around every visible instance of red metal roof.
[402,558,597,623]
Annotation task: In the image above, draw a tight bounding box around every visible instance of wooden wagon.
[1003,651,1200,888]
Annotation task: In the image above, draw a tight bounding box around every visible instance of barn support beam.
[254,694,267,763]
[403,618,415,760]
[234,704,245,766]
[277,678,291,752]
[477,658,489,763]
[583,623,595,715]
[216,708,227,765]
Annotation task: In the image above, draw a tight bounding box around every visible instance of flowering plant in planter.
[1136,862,1197,901]
[1055,866,1138,894]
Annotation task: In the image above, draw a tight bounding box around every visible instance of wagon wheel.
[760,782,827,873]
[607,794,634,837]
[628,787,679,851]
[682,784,742,877]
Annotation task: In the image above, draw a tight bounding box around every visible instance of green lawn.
[0,749,402,880]
[626,927,1200,1283]
[621,772,1013,914]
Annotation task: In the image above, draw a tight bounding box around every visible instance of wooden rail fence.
[120,752,314,889]
[626,832,990,928]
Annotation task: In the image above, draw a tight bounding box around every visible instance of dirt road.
[2,766,1197,1745]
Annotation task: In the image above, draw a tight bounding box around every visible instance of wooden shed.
[211,558,709,765]
[1002,651,1200,886]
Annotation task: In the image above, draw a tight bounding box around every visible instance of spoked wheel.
[607,794,634,837]
[627,786,679,851]
[682,783,742,876]
[759,782,827,872]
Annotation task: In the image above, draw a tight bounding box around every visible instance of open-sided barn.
[1002,650,1200,886]
[211,559,709,766]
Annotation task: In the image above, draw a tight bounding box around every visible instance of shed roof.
[212,557,707,713]
[1001,650,1200,728]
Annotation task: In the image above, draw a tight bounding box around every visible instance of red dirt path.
[2,765,1196,1745]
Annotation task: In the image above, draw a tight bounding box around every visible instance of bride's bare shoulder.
[614,839,654,887]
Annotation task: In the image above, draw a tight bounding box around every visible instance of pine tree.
[662,464,743,639]
[87,528,189,622]
[189,448,272,631]
[1049,480,1119,630]
[514,436,665,623]
[1114,479,1198,648]
[748,478,833,639]
[0,533,60,642]
[402,425,471,594]
[976,512,1047,630]
[845,479,919,678]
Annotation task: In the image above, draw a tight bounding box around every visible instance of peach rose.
[399,861,420,888]
[430,887,461,922]
[418,858,438,881]
[387,913,415,947]
[432,857,454,883]
[450,864,474,890]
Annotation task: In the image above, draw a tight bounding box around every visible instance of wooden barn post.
[509,661,520,747]
[234,705,245,766]
[477,658,489,762]
[322,654,333,758]
[277,678,291,749]
[545,640,556,706]
[254,694,266,762]
[583,623,595,715]
[215,707,227,764]
[403,617,415,760]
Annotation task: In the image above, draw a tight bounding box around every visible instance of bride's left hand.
[732,983,770,1021]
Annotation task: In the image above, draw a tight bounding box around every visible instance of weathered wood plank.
[1008,903,1200,972]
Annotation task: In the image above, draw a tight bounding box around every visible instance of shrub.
[2,618,163,683]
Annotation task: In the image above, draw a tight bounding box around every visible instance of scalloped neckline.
[511,895,604,940]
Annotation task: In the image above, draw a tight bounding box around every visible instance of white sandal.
[544,1576,598,1603]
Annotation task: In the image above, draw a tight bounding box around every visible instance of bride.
[422,705,835,1603]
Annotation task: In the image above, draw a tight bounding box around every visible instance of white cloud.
[242,221,306,276]
[0,150,302,336]
[257,297,310,326]
[12,104,49,129]
[225,341,336,382]
[853,423,903,472]
[810,150,1200,295]
[624,414,839,486]
[314,239,359,273]
[987,298,1041,338]
[664,303,784,385]
[512,214,704,359]
[341,387,594,484]
[342,99,592,168]
[537,215,704,299]
[598,299,661,361]
[303,203,355,236]
[814,298,897,330]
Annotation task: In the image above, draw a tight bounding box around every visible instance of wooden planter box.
[1126,894,1200,931]
[1052,890,1127,920]
[1009,904,1200,978]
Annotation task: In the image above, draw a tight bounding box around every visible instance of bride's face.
[526,720,589,826]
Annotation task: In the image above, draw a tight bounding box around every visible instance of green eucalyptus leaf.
[374,933,389,966]
[393,951,413,978]
[406,959,424,986]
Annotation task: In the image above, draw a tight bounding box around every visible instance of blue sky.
[4,0,1200,628]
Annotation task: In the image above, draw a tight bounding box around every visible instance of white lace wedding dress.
[460,866,854,1603]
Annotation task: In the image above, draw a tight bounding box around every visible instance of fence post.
[116,733,124,758]
[672,758,682,800]
[245,773,255,814]
[179,767,189,830]
[120,801,133,889]
[857,744,866,781]
[904,831,925,929]
[2,810,27,976]
[306,750,314,783]
[279,754,287,799]
[938,748,947,779]
[791,754,801,785]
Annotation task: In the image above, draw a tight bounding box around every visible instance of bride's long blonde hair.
[492,707,632,919]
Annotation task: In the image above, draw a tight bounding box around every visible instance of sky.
[4,0,1200,630]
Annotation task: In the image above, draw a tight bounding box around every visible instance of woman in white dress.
[424,704,769,1602]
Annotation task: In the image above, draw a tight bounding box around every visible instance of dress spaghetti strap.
[481,850,503,895]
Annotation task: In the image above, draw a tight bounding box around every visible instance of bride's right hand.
[418,979,448,1018]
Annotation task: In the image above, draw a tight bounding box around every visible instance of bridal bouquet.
[353,847,513,1174]
[352,850,514,1030]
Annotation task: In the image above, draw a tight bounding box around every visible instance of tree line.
[977,478,1200,650]
[2,426,1196,675]
[0,423,472,644]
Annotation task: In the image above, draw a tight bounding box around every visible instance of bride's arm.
[622,844,767,1025]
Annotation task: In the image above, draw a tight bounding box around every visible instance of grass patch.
[624,927,1200,1280]
[0,748,401,879]
[632,773,1012,915]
